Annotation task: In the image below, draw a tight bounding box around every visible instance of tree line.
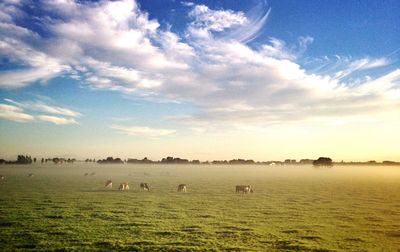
[1,155,399,166]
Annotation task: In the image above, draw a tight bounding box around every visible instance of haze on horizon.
[0,0,399,162]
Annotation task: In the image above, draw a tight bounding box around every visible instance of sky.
[0,0,399,162]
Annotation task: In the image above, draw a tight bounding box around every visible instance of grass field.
[0,164,399,251]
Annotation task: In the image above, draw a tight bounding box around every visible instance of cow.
[140,183,150,191]
[235,185,253,193]
[105,180,112,188]
[90,172,96,176]
[0,175,5,180]
[28,173,34,178]
[177,184,187,192]
[119,182,129,190]
[84,173,89,176]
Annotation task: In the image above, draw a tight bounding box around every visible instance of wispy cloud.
[111,125,176,138]
[37,115,77,125]
[0,104,35,122]
[220,0,271,43]
[0,98,81,125]
[4,98,81,117]
[181,1,194,7]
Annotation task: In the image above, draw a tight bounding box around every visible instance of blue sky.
[0,0,399,161]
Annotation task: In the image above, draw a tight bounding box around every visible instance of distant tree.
[15,155,32,164]
[97,157,123,164]
[228,159,255,165]
[299,159,314,164]
[160,156,189,164]
[382,161,398,165]
[41,158,44,163]
[313,157,333,166]
[33,157,37,163]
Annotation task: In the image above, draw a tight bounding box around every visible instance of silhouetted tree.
[313,157,333,166]
[97,157,124,164]
[299,159,313,164]
[382,161,399,165]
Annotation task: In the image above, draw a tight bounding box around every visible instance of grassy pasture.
[0,164,399,251]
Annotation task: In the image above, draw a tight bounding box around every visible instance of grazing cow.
[235,185,253,193]
[84,173,89,176]
[140,183,150,191]
[90,172,96,176]
[0,175,5,180]
[28,173,34,177]
[177,184,187,192]
[105,180,112,188]
[119,182,129,191]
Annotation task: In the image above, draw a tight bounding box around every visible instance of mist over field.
[0,164,399,251]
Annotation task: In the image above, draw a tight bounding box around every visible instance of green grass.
[0,164,399,251]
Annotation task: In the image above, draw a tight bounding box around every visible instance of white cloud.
[4,98,81,118]
[181,1,194,7]
[0,0,398,129]
[307,55,392,81]
[111,125,176,138]
[189,5,248,35]
[0,98,81,125]
[37,115,77,125]
[0,104,35,122]
[31,102,81,117]
[0,38,68,88]
[221,1,271,43]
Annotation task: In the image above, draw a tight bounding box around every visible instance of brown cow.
[177,184,187,192]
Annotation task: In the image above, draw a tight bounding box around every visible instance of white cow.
[105,180,112,188]
[0,175,5,180]
[235,185,253,193]
[177,184,187,192]
[119,182,129,190]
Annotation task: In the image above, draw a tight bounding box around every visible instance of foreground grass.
[0,164,399,251]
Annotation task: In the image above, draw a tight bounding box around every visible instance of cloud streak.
[0,98,81,125]
[37,115,77,125]
[111,125,176,138]
[0,104,35,122]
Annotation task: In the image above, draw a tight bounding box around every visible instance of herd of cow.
[104,180,253,193]
[104,180,189,192]
[0,174,254,193]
